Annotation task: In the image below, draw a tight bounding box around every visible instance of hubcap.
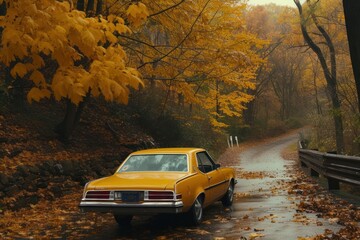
[194,198,202,220]
[228,184,234,202]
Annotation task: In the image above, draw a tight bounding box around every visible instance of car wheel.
[221,181,234,207]
[187,196,203,225]
[114,214,133,226]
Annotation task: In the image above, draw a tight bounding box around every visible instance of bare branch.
[149,0,186,18]
[137,0,212,69]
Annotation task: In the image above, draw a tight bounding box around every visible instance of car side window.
[196,152,216,173]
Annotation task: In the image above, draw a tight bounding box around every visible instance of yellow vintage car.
[79,148,236,225]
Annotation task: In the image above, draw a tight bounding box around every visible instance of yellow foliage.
[126,2,149,27]
[120,0,264,127]
[1,0,265,129]
[29,70,46,87]
[0,0,142,106]
[10,63,28,78]
[27,87,51,103]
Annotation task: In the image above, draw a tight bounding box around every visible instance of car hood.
[87,172,189,190]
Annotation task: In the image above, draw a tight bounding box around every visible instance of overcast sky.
[247,0,297,7]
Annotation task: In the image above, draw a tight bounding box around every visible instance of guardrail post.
[327,177,340,190]
[310,169,319,177]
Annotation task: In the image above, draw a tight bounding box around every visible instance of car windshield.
[118,154,188,172]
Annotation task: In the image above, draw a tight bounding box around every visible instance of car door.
[196,151,227,205]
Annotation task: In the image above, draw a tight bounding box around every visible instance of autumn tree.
[244,5,304,130]
[111,0,265,129]
[0,0,146,140]
[294,0,345,153]
[0,0,264,145]
[269,48,306,120]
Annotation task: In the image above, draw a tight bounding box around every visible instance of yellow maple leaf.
[10,63,28,78]
[27,87,51,103]
[249,233,265,239]
[69,83,86,105]
[126,2,149,27]
[105,31,118,44]
[126,4,141,18]
[30,70,46,86]
[32,54,45,68]
[38,41,54,55]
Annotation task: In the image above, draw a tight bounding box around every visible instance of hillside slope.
[0,100,155,211]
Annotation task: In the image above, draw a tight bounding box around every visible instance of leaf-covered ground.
[0,102,153,175]
[0,102,154,239]
[282,146,360,239]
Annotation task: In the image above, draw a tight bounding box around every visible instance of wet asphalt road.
[86,134,341,239]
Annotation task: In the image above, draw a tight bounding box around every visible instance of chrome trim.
[82,182,90,199]
[79,200,184,214]
[82,189,178,201]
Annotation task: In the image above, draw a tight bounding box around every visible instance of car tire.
[221,181,234,207]
[187,196,203,225]
[114,214,133,226]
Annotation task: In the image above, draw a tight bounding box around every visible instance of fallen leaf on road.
[249,232,265,239]
[328,218,339,224]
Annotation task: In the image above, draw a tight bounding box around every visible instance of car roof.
[130,148,205,155]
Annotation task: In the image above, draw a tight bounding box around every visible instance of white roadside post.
[235,136,239,147]
[230,136,233,148]
[227,136,230,148]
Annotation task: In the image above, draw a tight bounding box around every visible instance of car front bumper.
[79,200,184,214]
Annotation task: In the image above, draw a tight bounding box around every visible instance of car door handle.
[207,176,212,180]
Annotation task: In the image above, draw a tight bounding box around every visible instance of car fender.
[175,173,207,212]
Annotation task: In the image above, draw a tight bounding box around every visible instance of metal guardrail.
[298,142,360,190]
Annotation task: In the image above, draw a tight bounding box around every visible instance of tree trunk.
[55,99,87,142]
[294,0,344,153]
[244,99,256,126]
[86,0,95,17]
[76,0,85,11]
[96,0,103,16]
[0,1,6,16]
[343,0,360,114]
[0,1,6,37]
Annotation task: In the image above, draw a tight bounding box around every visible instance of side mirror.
[214,163,221,169]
